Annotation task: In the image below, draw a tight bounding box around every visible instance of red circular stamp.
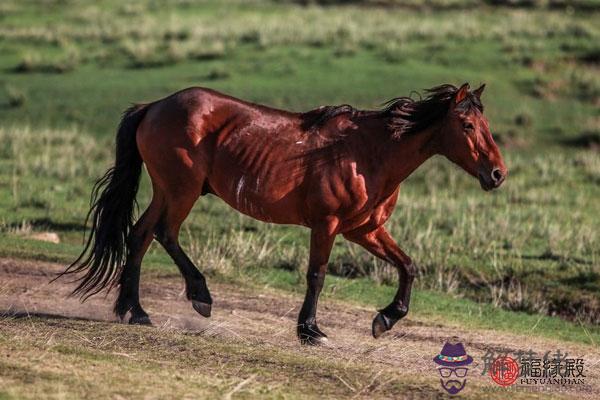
[490,356,519,386]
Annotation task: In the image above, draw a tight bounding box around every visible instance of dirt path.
[1,258,598,399]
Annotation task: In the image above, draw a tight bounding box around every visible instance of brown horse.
[61,83,506,344]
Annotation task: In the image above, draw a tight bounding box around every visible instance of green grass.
[0,0,598,336]
[0,1,598,138]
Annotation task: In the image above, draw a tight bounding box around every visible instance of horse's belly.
[208,172,305,225]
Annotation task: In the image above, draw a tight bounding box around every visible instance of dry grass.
[1,317,386,400]
[1,315,568,399]
[14,50,80,74]
[186,228,308,276]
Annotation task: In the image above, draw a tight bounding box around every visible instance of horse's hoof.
[298,324,328,346]
[372,312,391,338]
[129,314,152,325]
[192,300,212,317]
[301,335,328,346]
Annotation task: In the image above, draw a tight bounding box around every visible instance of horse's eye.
[463,122,474,131]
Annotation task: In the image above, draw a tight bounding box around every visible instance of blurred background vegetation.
[0,0,598,326]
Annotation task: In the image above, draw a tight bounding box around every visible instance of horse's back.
[138,86,302,147]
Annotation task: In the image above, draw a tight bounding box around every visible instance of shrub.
[5,85,26,108]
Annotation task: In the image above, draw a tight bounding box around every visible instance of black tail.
[58,103,150,300]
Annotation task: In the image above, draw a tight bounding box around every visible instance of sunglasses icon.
[438,367,468,378]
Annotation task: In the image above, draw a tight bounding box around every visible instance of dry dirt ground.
[0,258,598,399]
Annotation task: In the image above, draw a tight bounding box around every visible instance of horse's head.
[438,83,507,191]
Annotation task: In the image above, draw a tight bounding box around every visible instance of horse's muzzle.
[478,167,506,191]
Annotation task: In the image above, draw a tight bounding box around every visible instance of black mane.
[300,84,483,137]
[383,84,482,138]
[301,104,357,130]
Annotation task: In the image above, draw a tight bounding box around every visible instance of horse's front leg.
[297,225,336,345]
[344,225,416,338]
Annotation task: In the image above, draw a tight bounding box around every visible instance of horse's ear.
[473,84,485,100]
[454,83,470,105]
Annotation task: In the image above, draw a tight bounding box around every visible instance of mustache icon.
[441,379,466,395]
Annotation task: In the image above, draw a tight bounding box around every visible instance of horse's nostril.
[491,168,503,183]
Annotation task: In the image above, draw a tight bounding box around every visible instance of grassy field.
[1,0,598,322]
[0,1,599,398]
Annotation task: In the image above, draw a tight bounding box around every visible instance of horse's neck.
[324,115,439,190]
[378,122,440,187]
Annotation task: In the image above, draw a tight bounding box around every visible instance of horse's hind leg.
[155,189,213,317]
[114,194,164,325]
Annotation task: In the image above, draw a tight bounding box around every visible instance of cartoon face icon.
[438,366,469,395]
[433,342,473,395]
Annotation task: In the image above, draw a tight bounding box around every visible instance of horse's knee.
[403,261,416,279]
[394,254,416,279]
